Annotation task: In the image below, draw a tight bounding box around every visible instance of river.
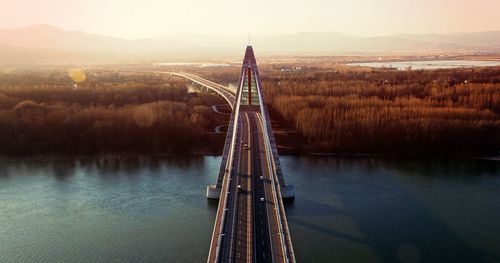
[347,60,500,70]
[0,156,499,262]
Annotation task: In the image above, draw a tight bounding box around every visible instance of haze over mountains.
[1,25,500,63]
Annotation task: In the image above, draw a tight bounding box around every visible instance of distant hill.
[1,25,499,63]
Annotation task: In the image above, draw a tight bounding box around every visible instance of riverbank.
[302,152,500,162]
[1,150,498,163]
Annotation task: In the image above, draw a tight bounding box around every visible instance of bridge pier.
[206,185,221,199]
[281,185,295,199]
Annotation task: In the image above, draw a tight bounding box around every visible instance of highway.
[214,109,286,263]
[170,72,236,108]
[250,111,275,263]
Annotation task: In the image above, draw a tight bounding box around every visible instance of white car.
[260,197,265,202]
[259,176,264,180]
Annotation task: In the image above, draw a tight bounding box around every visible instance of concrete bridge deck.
[171,46,295,263]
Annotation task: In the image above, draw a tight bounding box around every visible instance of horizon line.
[2,23,500,41]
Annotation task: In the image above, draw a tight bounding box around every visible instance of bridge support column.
[206,185,221,200]
[280,185,295,199]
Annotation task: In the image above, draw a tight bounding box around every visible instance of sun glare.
[69,68,86,83]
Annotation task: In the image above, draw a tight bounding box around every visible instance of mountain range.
[1,24,500,63]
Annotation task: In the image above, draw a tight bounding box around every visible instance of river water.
[0,156,499,263]
[347,60,500,70]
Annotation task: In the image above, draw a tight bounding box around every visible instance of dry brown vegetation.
[258,67,500,155]
[0,71,226,156]
[2,63,500,157]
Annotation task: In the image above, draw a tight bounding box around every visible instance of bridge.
[173,46,295,263]
[171,72,237,108]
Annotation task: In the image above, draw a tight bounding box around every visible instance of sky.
[1,0,500,39]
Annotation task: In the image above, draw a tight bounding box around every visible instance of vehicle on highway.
[237,185,242,192]
[260,197,265,202]
[259,176,264,180]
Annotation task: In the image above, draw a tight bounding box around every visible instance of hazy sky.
[1,0,500,39]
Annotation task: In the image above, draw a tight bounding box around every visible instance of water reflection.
[0,156,219,263]
[0,156,208,180]
[297,156,499,177]
[282,156,500,262]
[0,156,499,262]
[51,160,77,179]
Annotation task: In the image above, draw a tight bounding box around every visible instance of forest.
[258,67,500,155]
[1,65,500,157]
[0,71,226,156]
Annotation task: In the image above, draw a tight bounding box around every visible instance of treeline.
[0,71,226,156]
[0,72,189,108]
[261,67,500,155]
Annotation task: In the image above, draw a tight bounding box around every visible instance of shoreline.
[302,152,500,162]
[0,151,498,162]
